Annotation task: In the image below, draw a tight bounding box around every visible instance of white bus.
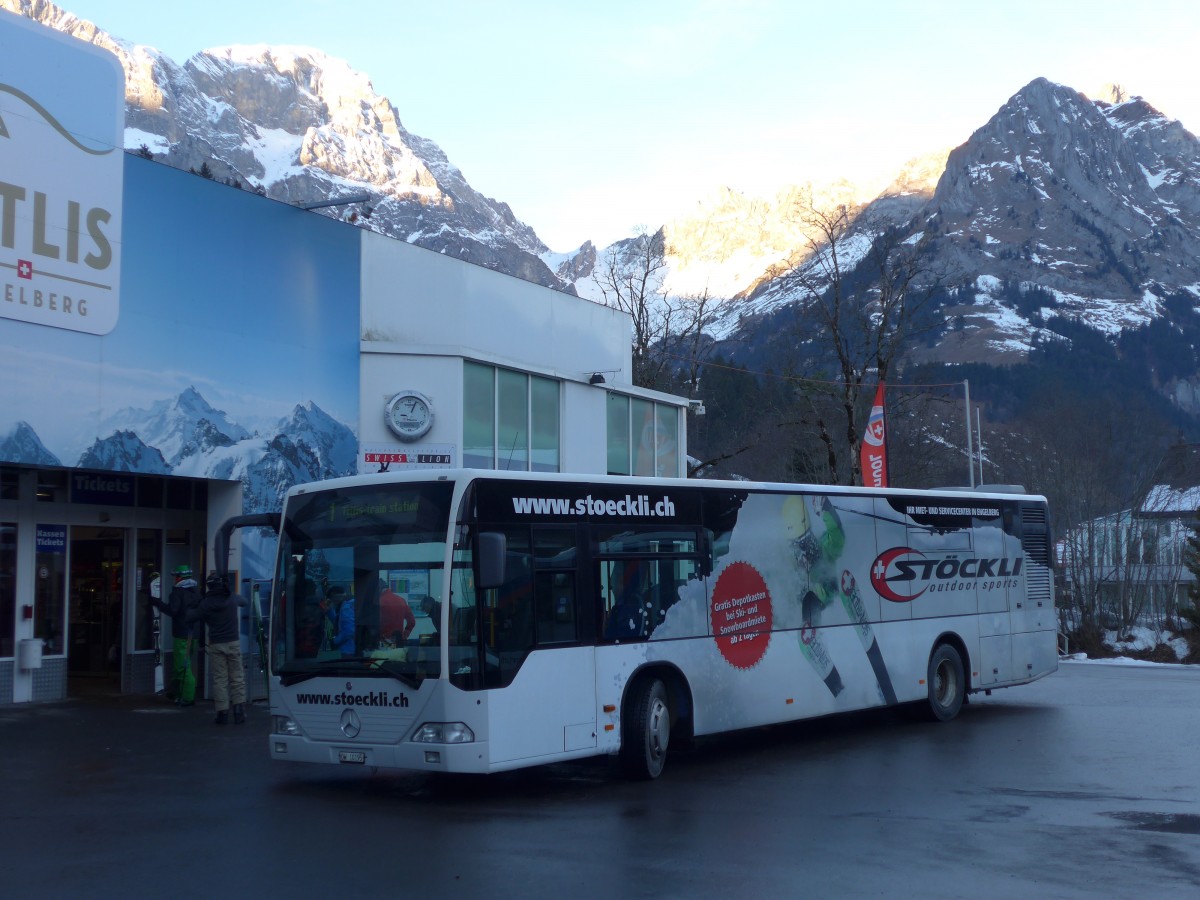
[262,470,1057,779]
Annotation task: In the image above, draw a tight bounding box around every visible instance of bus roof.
[284,469,1046,505]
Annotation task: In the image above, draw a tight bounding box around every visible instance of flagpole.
[976,406,984,486]
[964,379,974,488]
[883,384,891,485]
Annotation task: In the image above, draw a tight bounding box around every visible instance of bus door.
[973,506,1014,685]
[483,525,597,765]
[593,527,705,737]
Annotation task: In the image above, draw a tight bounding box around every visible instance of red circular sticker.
[710,561,772,669]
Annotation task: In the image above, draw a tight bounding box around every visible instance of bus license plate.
[338,750,366,764]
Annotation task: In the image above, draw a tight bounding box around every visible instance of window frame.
[463,361,561,473]
[606,394,681,478]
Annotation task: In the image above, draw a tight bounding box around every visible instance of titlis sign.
[0,12,125,335]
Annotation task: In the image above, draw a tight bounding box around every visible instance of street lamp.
[293,192,372,213]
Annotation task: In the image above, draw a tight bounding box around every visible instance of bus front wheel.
[621,677,670,780]
[926,643,965,722]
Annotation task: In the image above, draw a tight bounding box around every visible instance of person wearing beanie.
[188,573,249,725]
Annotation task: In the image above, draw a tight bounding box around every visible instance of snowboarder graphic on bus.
[782,495,897,704]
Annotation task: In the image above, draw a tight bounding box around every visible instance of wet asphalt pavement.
[3,662,1200,898]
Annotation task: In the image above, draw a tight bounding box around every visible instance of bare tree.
[593,229,674,390]
[662,286,719,399]
[778,191,938,484]
[1012,392,1176,651]
[595,230,760,478]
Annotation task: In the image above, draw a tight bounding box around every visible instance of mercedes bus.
[261,470,1056,779]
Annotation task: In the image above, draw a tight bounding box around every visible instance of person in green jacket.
[149,565,202,706]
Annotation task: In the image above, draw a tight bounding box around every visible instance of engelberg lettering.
[4,283,85,316]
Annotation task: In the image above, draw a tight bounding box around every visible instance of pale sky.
[55,0,1200,251]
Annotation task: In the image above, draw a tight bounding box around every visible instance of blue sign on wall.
[0,157,361,516]
[70,471,135,506]
[36,525,67,553]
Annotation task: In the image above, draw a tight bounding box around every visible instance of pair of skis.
[150,572,164,694]
[249,582,269,697]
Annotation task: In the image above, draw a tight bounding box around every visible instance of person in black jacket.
[188,573,248,725]
[150,565,202,706]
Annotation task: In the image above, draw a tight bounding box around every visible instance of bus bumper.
[268,734,492,773]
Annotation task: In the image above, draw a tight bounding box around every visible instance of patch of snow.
[1138,163,1165,189]
[247,126,305,184]
[1104,625,1190,661]
[125,128,170,155]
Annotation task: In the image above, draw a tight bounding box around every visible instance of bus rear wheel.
[926,643,965,722]
[621,677,670,780]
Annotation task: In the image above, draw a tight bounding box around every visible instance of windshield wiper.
[370,659,423,689]
[279,670,320,686]
[278,658,371,685]
[278,657,424,689]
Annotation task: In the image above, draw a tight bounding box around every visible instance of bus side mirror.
[477,532,507,590]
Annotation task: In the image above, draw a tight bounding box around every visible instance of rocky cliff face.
[4,0,569,291]
[930,78,1200,297]
[11,2,1200,392]
[723,79,1200,373]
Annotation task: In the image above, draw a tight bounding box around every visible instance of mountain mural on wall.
[1,388,356,514]
[0,422,62,468]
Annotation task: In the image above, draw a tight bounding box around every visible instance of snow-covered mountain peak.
[187,44,385,136]
[4,0,564,287]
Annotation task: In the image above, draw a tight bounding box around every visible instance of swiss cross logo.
[840,569,856,594]
[17,259,33,279]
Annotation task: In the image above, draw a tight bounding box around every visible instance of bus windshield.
[271,481,454,688]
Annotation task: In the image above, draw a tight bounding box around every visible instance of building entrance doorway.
[68,526,126,684]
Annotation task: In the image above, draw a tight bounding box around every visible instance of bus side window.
[533,527,578,646]
[484,529,534,687]
[535,571,576,645]
[602,559,647,642]
[646,560,692,637]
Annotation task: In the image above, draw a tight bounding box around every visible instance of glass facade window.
[530,376,560,473]
[36,470,66,502]
[655,404,680,477]
[35,523,66,655]
[606,394,630,476]
[631,398,654,476]
[463,361,560,473]
[1,522,14,657]
[137,476,164,508]
[463,362,495,469]
[607,395,681,478]
[1,468,17,501]
[135,529,162,652]
[166,479,192,510]
[497,368,529,471]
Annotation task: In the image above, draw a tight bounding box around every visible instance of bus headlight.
[412,722,475,744]
[273,715,302,736]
